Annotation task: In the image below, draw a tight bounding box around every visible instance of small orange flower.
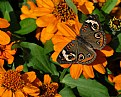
[39,74,61,97]
[0,18,16,66]
[0,65,40,97]
[20,0,94,43]
[108,74,121,94]
[52,23,114,79]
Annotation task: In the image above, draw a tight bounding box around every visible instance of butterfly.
[57,15,106,65]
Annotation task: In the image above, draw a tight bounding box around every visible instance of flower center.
[109,17,121,31]
[40,83,58,97]
[2,70,25,92]
[53,0,76,22]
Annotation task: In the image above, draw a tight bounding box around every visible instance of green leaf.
[117,94,121,97]
[20,42,54,74]
[65,0,77,14]
[0,0,13,21]
[110,33,121,52]
[62,74,110,97]
[14,18,37,35]
[59,87,76,97]
[101,0,118,14]
[44,40,54,54]
[92,9,105,22]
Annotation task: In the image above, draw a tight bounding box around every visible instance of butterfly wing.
[57,40,96,64]
[79,15,106,50]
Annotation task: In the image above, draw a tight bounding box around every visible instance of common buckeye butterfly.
[57,15,106,65]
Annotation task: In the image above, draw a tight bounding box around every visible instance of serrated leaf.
[62,74,110,97]
[14,18,37,35]
[101,0,118,14]
[44,40,54,54]
[65,0,77,14]
[20,42,54,74]
[59,87,76,97]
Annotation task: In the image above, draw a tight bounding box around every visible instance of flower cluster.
[0,0,121,96]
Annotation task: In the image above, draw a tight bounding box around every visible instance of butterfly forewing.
[80,15,106,50]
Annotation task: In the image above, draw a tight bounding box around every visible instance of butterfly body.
[57,15,106,65]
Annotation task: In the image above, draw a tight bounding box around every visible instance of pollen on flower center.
[40,83,58,97]
[53,1,76,22]
[2,70,25,92]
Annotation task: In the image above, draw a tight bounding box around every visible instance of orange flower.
[108,74,121,94]
[38,74,61,97]
[51,23,114,79]
[0,65,40,97]
[0,18,16,66]
[20,0,94,43]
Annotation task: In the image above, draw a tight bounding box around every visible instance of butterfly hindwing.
[57,40,96,64]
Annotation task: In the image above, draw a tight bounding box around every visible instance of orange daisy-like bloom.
[20,0,94,43]
[51,22,114,79]
[0,65,40,97]
[108,74,121,94]
[39,74,61,97]
[0,18,16,65]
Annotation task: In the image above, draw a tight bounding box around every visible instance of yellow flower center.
[53,0,76,22]
[109,17,121,31]
[40,83,58,97]
[2,70,25,92]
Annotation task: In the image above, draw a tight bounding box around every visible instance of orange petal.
[70,64,83,79]
[41,28,54,43]
[52,35,71,45]
[36,14,55,27]
[55,94,62,97]
[0,18,10,28]
[0,30,10,45]
[60,64,71,68]
[20,14,37,20]
[27,1,37,10]
[22,71,36,83]
[0,59,4,67]
[100,46,114,57]
[16,65,23,72]
[44,74,51,84]
[54,42,68,52]
[45,19,58,34]
[36,0,54,9]
[0,87,5,96]
[83,65,94,78]
[57,23,77,38]
[120,61,121,68]
[7,55,14,64]
[82,70,90,79]
[23,85,40,95]
[21,6,31,14]
[78,1,94,14]
[2,89,12,97]
[113,75,121,83]
[93,64,105,74]
[51,51,60,62]
[115,83,121,91]
[15,90,25,97]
